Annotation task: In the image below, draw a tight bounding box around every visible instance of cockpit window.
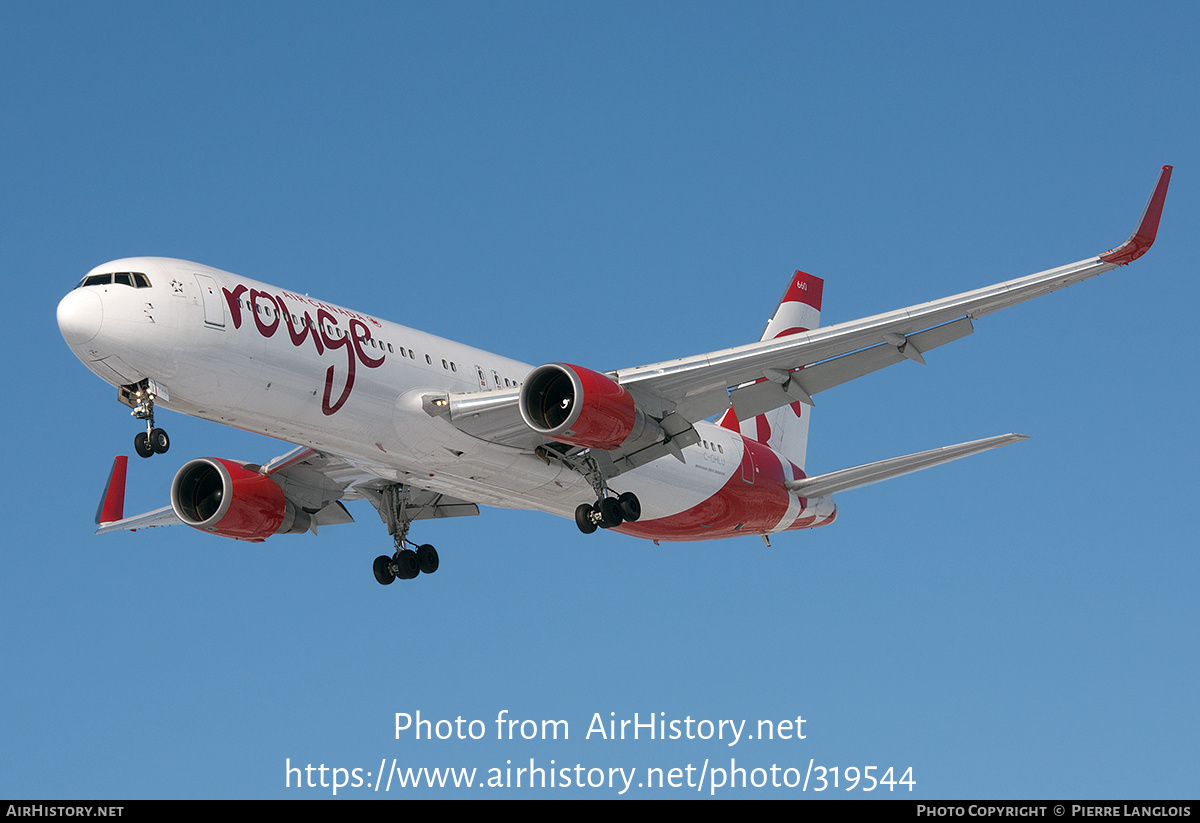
[78,273,111,288]
[75,271,152,289]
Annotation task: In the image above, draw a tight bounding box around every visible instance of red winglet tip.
[95,456,128,525]
[1100,165,1173,265]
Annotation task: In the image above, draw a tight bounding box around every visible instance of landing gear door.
[194,274,225,328]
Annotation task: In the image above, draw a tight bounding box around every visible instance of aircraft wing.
[92,456,183,533]
[260,447,479,526]
[620,164,1172,424]
[95,504,183,533]
[428,165,1170,468]
[94,448,479,536]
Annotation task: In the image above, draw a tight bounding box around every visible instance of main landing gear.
[372,484,440,586]
[129,384,169,459]
[373,543,439,585]
[567,452,641,535]
[575,491,641,534]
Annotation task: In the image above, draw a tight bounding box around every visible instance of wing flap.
[263,447,373,507]
[313,500,355,527]
[729,316,975,421]
[360,486,480,522]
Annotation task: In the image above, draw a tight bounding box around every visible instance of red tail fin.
[720,270,824,469]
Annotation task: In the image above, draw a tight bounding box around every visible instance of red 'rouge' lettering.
[318,309,355,415]
[275,295,324,356]
[223,284,248,328]
[250,289,279,338]
[221,283,384,416]
[351,318,385,369]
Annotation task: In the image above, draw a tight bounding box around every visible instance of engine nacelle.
[520,363,658,450]
[170,458,310,542]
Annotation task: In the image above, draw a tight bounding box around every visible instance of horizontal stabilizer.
[786,433,1028,498]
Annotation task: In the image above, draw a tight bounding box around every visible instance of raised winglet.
[95,456,128,525]
[1100,165,1173,265]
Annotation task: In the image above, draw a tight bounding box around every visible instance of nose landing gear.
[123,381,169,458]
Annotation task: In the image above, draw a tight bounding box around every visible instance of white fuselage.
[58,257,836,541]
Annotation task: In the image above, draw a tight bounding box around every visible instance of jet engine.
[170,458,310,541]
[519,363,659,450]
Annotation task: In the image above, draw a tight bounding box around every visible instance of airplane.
[58,166,1172,587]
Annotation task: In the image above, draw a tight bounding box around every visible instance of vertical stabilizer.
[719,270,823,470]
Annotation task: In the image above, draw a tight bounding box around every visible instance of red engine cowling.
[170,458,309,541]
[519,363,641,450]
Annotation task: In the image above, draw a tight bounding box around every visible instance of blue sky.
[3,2,1196,799]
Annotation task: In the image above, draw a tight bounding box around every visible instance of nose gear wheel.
[124,380,170,458]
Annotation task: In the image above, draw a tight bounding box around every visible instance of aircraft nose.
[57,288,103,346]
